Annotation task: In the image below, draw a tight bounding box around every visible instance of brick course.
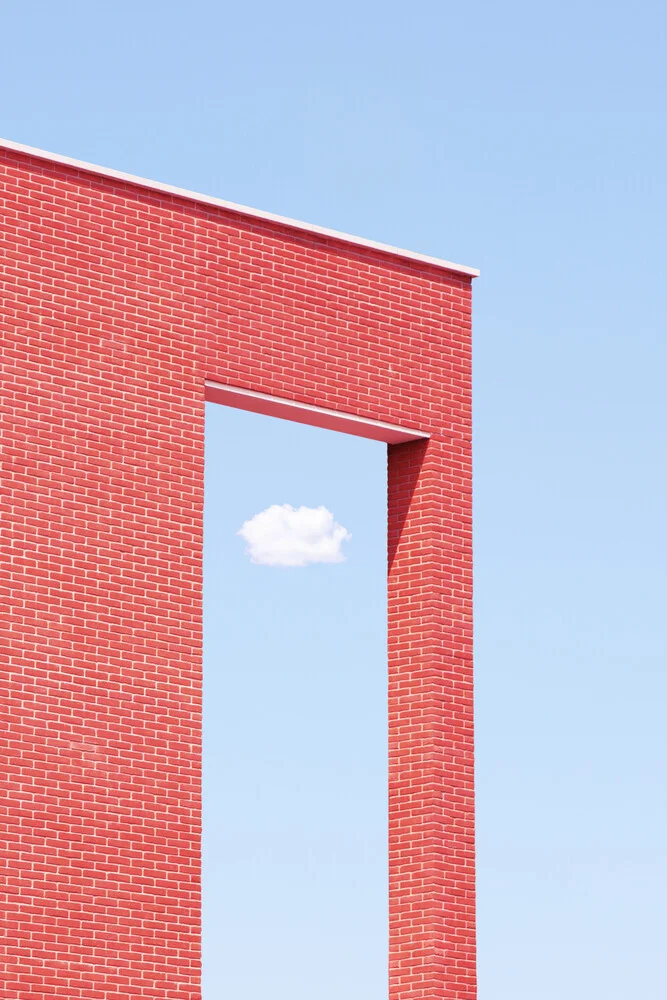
[0,145,474,999]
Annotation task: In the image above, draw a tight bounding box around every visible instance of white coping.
[0,137,479,278]
[205,381,430,444]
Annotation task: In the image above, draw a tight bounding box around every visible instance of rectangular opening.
[203,400,388,999]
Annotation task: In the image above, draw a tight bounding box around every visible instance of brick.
[0,146,474,999]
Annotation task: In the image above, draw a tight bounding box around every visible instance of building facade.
[0,139,477,999]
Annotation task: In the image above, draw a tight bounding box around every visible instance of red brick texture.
[0,146,474,999]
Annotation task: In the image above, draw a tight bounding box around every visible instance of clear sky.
[2,2,667,998]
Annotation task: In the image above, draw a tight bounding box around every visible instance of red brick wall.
[0,147,474,999]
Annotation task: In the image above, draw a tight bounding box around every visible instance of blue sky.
[204,409,387,999]
[2,2,667,998]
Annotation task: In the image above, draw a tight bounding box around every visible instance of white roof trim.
[0,137,479,278]
[205,381,430,444]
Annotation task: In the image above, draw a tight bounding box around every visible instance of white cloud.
[237,504,351,567]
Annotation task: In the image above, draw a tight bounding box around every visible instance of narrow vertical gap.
[202,402,388,1000]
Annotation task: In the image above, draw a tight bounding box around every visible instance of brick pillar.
[1,362,205,999]
[388,434,475,999]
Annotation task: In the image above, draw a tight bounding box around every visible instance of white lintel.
[205,381,429,445]
[0,137,479,278]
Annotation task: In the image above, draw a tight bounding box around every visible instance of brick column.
[388,433,475,999]
[1,286,205,998]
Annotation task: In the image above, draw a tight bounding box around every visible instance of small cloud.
[237,504,351,567]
